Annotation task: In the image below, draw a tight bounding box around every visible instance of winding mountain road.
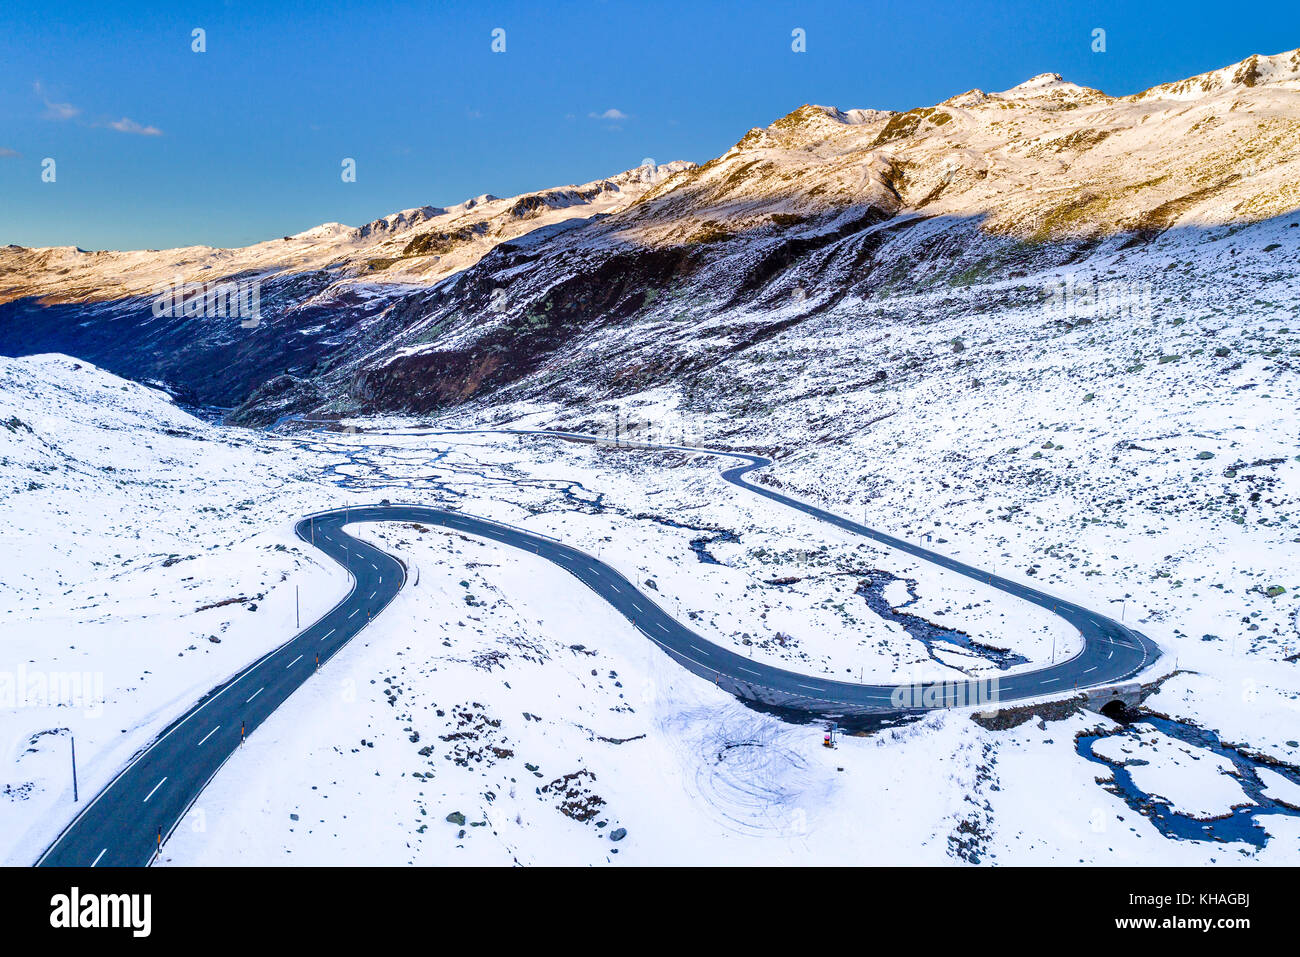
[490,430,1161,711]
[36,430,1161,866]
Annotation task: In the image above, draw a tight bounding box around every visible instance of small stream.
[306,431,608,511]
[690,531,740,564]
[856,570,1029,671]
[634,513,739,564]
[1077,712,1300,848]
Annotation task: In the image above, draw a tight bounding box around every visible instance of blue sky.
[2,0,1296,250]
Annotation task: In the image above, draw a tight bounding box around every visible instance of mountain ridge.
[1,48,1298,422]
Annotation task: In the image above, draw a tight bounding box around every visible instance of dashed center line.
[143,777,167,803]
[197,725,220,746]
[246,687,263,703]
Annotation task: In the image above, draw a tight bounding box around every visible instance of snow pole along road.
[36,432,1161,867]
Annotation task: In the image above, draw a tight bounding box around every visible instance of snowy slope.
[0,356,356,863]
[2,358,1297,866]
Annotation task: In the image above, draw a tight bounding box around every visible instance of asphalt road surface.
[37,509,402,867]
[37,432,1160,866]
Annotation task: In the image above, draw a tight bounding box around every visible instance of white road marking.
[91,848,107,867]
[322,628,335,640]
[197,725,220,746]
[368,591,376,600]
[739,667,761,676]
[286,655,303,669]
[348,608,360,619]
[1084,666,1097,674]
[143,777,167,803]
[689,644,711,656]
[246,687,263,703]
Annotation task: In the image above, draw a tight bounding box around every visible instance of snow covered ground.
[0,356,353,864]
[462,211,1300,771]
[3,352,1296,866]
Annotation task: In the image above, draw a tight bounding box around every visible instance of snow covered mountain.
[0,163,696,304]
[619,47,1300,244]
[271,47,1300,424]
[2,48,1298,422]
[0,164,692,407]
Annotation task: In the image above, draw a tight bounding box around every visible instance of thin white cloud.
[34,81,80,120]
[0,147,20,158]
[101,117,164,136]
[588,108,628,121]
[34,81,162,135]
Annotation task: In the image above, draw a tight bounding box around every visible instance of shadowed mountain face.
[3,49,1299,422]
[0,271,377,408]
